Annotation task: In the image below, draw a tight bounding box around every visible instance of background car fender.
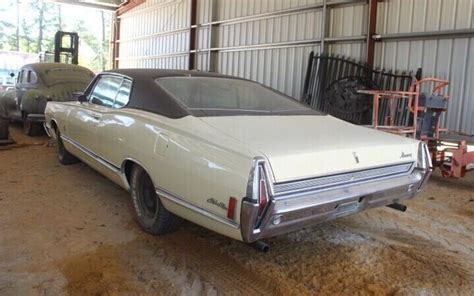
[20,89,49,115]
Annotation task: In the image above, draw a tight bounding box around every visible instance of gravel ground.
[1,126,473,295]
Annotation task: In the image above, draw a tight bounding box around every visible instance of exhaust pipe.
[386,203,407,212]
[253,240,270,253]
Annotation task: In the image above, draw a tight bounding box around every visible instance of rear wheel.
[56,129,79,165]
[130,165,181,235]
[22,112,42,136]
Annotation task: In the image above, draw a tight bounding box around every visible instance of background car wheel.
[56,130,79,165]
[22,113,42,136]
[130,165,181,235]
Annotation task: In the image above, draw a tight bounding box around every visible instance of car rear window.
[156,77,317,115]
[43,67,95,86]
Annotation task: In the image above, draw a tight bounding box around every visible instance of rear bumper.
[27,114,46,123]
[241,166,430,242]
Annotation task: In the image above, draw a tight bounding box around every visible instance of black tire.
[130,165,181,235]
[56,129,79,165]
[22,113,42,136]
[0,118,9,140]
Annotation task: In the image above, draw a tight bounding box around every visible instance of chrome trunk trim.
[273,162,414,196]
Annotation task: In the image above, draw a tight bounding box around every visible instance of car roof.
[96,69,249,118]
[96,68,319,118]
[23,62,92,74]
[104,68,239,80]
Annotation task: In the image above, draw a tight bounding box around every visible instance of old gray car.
[0,63,94,136]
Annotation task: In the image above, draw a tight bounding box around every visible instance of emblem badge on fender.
[207,198,228,210]
[400,152,412,158]
[352,152,360,164]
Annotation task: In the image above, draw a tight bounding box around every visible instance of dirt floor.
[0,125,473,296]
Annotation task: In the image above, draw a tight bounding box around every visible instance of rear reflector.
[258,175,268,216]
[227,197,237,220]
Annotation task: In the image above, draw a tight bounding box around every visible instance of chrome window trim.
[272,162,415,196]
[156,185,239,229]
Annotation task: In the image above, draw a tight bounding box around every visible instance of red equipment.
[360,78,474,178]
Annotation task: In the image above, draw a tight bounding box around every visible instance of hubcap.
[138,173,158,218]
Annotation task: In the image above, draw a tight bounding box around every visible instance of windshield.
[156,77,317,115]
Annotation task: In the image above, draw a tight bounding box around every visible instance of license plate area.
[335,200,361,216]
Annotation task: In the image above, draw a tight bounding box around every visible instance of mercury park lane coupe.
[44,69,432,246]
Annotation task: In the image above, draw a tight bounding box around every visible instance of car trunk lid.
[199,115,419,183]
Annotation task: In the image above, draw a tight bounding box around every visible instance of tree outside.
[0,0,112,72]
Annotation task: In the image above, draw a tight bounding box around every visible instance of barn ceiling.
[47,0,127,11]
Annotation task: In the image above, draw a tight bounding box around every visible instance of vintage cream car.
[44,69,431,248]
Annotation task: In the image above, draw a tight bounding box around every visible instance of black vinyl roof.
[103,69,244,118]
[101,69,319,118]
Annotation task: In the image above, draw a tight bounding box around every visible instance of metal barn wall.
[117,0,367,99]
[116,0,473,134]
[117,0,190,69]
[374,0,474,134]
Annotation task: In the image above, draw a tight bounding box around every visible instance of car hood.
[198,115,420,182]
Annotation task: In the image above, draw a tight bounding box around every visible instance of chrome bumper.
[241,166,430,243]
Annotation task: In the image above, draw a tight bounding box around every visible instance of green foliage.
[0,0,111,71]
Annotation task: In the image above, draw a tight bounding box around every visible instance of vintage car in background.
[44,69,432,248]
[0,63,94,136]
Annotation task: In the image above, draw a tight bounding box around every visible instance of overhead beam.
[117,0,145,15]
[46,0,120,11]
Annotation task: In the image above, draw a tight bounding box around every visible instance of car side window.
[89,76,123,108]
[16,71,22,84]
[21,70,28,84]
[113,79,132,108]
[27,71,37,84]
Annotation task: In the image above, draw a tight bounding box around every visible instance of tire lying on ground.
[0,118,8,140]
[22,112,43,137]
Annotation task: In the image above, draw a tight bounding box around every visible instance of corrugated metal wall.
[374,0,474,134]
[116,0,474,134]
[117,0,190,69]
[117,0,367,99]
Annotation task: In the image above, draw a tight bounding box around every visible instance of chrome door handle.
[88,112,101,120]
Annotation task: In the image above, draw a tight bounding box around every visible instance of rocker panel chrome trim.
[156,186,239,229]
[61,135,121,173]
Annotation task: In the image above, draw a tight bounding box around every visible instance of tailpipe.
[253,240,270,253]
[386,203,407,212]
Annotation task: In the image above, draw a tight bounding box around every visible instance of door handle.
[88,112,101,121]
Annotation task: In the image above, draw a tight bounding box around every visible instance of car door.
[92,78,133,166]
[67,75,122,161]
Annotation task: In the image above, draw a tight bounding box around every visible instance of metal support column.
[207,0,217,72]
[366,0,378,68]
[189,0,198,70]
[112,14,120,69]
[320,0,329,53]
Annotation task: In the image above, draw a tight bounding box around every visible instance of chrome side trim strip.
[273,162,414,195]
[61,135,121,173]
[155,186,239,229]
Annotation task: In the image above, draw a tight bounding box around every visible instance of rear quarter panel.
[97,109,257,240]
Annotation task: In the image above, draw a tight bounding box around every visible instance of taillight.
[257,165,269,218]
[227,197,237,220]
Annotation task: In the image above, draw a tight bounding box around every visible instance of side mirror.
[9,72,14,78]
[77,94,88,103]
